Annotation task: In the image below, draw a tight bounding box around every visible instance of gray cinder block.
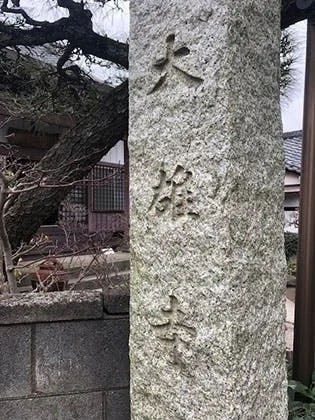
[106,389,130,420]
[35,319,129,393]
[0,392,103,420]
[0,325,31,398]
[0,291,104,325]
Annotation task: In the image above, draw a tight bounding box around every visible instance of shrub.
[284,232,298,261]
[287,257,297,276]
[288,373,315,419]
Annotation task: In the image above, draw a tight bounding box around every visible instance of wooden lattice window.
[60,184,88,225]
[91,164,124,212]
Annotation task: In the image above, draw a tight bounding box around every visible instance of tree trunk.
[5,81,128,250]
[0,186,17,293]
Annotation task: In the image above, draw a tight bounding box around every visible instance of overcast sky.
[281,20,307,133]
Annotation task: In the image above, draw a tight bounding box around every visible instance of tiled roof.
[283,130,302,174]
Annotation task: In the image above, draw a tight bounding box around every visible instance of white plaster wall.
[101,140,124,164]
[284,171,300,187]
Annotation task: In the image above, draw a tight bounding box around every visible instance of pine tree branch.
[0,4,128,69]
[1,0,50,27]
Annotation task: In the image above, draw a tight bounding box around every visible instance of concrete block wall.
[0,291,130,420]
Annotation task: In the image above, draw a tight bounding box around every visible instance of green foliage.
[280,29,297,97]
[287,256,297,276]
[285,232,299,261]
[0,48,109,120]
[288,373,315,419]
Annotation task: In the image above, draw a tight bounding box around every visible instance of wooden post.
[293,19,315,386]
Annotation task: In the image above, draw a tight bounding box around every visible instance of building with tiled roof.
[283,131,302,232]
[283,131,302,174]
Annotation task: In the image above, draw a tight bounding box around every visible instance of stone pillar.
[129,1,288,419]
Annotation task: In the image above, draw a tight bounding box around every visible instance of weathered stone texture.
[0,325,31,398]
[0,292,130,419]
[0,291,103,324]
[106,389,130,420]
[0,392,103,420]
[103,289,130,314]
[35,319,129,393]
[130,1,287,419]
